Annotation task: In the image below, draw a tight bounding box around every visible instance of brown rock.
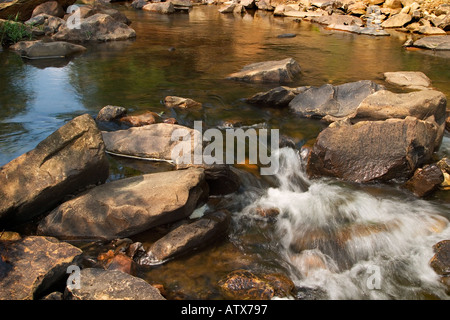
[139,211,231,263]
[430,240,450,276]
[0,231,21,241]
[0,0,76,21]
[381,13,412,28]
[106,254,136,276]
[96,105,127,122]
[0,236,82,300]
[37,168,209,240]
[306,117,440,183]
[402,164,444,197]
[119,112,157,127]
[0,114,109,226]
[163,96,202,108]
[65,268,165,300]
[31,1,64,18]
[227,58,301,83]
[142,2,175,14]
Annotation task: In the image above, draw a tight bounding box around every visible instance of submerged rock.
[288,80,384,119]
[139,211,231,263]
[227,58,301,83]
[37,168,209,240]
[65,268,165,300]
[0,236,82,300]
[11,40,86,59]
[52,13,136,42]
[0,114,109,226]
[246,86,308,108]
[306,117,440,183]
[218,269,295,300]
[163,96,202,108]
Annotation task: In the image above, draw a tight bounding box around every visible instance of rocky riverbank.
[0,0,449,300]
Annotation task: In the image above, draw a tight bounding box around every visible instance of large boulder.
[288,80,385,119]
[306,117,440,183]
[37,168,209,240]
[52,13,136,42]
[227,58,301,83]
[0,114,109,226]
[65,268,165,300]
[383,71,432,90]
[102,123,198,163]
[139,211,231,264]
[351,89,447,148]
[11,40,86,59]
[412,35,450,50]
[0,0,75,21]
[0,236,82,300]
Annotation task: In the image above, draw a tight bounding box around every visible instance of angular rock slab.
[413,35,450,51]
[0,236,82,300]
[102,123,199,163]
[383,71,432,89]
[227,58,301,83]
[381,13,412,28]
[288,80,385,119]
[140,211,231,263]
[402,164,444,197]
[11,40,86,59]
[37,168,209,240]
[0,114,109,225]
[306,117,440,183]
[65,268,165,300]
[52,13,136,42]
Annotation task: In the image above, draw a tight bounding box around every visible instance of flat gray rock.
[227,58,301,83]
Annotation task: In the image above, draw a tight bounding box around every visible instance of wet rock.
[430,240,450,276]
[119,112,157,127]
[306,117,440,183]
[139,211,231,263]
[227,58,301,84]
[412,35,450,51]
[381,13,412,28]
[437,158,450,190]
[131,0,148,10]
[11,40,86,59]
[176,163,241,195]
[289,80,384,119]
[402,164,444,197]
[0,0,76,21]
[277,33,296,38]
[142,2,175,14]
[41,292,63,300]
[253,206,280,219]
[96,105,127,122]
[218,269,294,300]
[65,268,165,300]
[383,71,431,89]
[102,123,199,162]
[0,231,21,241]
[31,1,64,18]
[106,253,137,276]
[246,86,307,108]
[52,13,136,42]
[0,236,82,300]
[0,114,109,226]
[37,168,209,240]
[163,96,202,108]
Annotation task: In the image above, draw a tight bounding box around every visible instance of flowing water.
[0,4,449,299]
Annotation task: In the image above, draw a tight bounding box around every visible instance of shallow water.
[0,4,449,299]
